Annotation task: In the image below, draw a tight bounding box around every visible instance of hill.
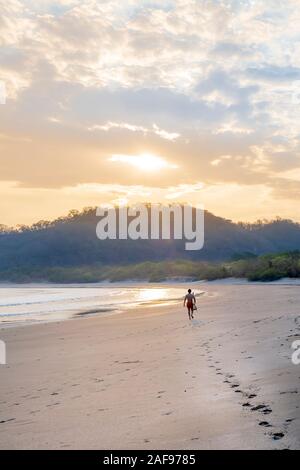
[0,206,300,282]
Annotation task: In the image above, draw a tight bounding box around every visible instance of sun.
[109,153,178,172]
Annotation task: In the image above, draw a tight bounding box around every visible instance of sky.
[0,0,300,226]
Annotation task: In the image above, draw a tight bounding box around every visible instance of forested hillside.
[0,206,300,281]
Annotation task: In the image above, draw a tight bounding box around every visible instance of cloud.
[0,0,300,224]
[212,42,254,58]
[109,153,179,171]
[247,65,300,82]
[88,121,180,141]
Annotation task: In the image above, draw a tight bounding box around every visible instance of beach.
[0,283,299,450]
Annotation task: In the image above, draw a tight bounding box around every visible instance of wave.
[0,283,202,326]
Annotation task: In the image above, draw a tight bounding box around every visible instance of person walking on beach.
[184,289,196,320]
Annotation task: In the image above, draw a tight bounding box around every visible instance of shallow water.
[0,283,202,326]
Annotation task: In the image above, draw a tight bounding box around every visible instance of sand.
[0,283,299,450]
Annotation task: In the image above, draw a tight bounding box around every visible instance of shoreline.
[0,283,205,329]
[1,277,300,329]
[0,283,299,449]
[1,276,300,288]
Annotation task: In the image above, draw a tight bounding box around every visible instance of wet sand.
[0,283,299,449]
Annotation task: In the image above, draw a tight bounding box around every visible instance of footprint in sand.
[251,404,268,411]
[262,408,272,415]
[285,418,294,424]
[0,418,15,424]
[251,404,273,415]
[259,421,272,428]
[271,432,285,441]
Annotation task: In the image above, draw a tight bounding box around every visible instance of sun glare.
[109,153,178,172]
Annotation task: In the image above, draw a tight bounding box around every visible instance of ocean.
[0,283,201,327]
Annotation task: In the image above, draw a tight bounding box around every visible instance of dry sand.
[0,283,299,449]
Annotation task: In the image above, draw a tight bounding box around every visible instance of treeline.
[228,251,300,281]
[0,252,299,283]
[1,206,300,270]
